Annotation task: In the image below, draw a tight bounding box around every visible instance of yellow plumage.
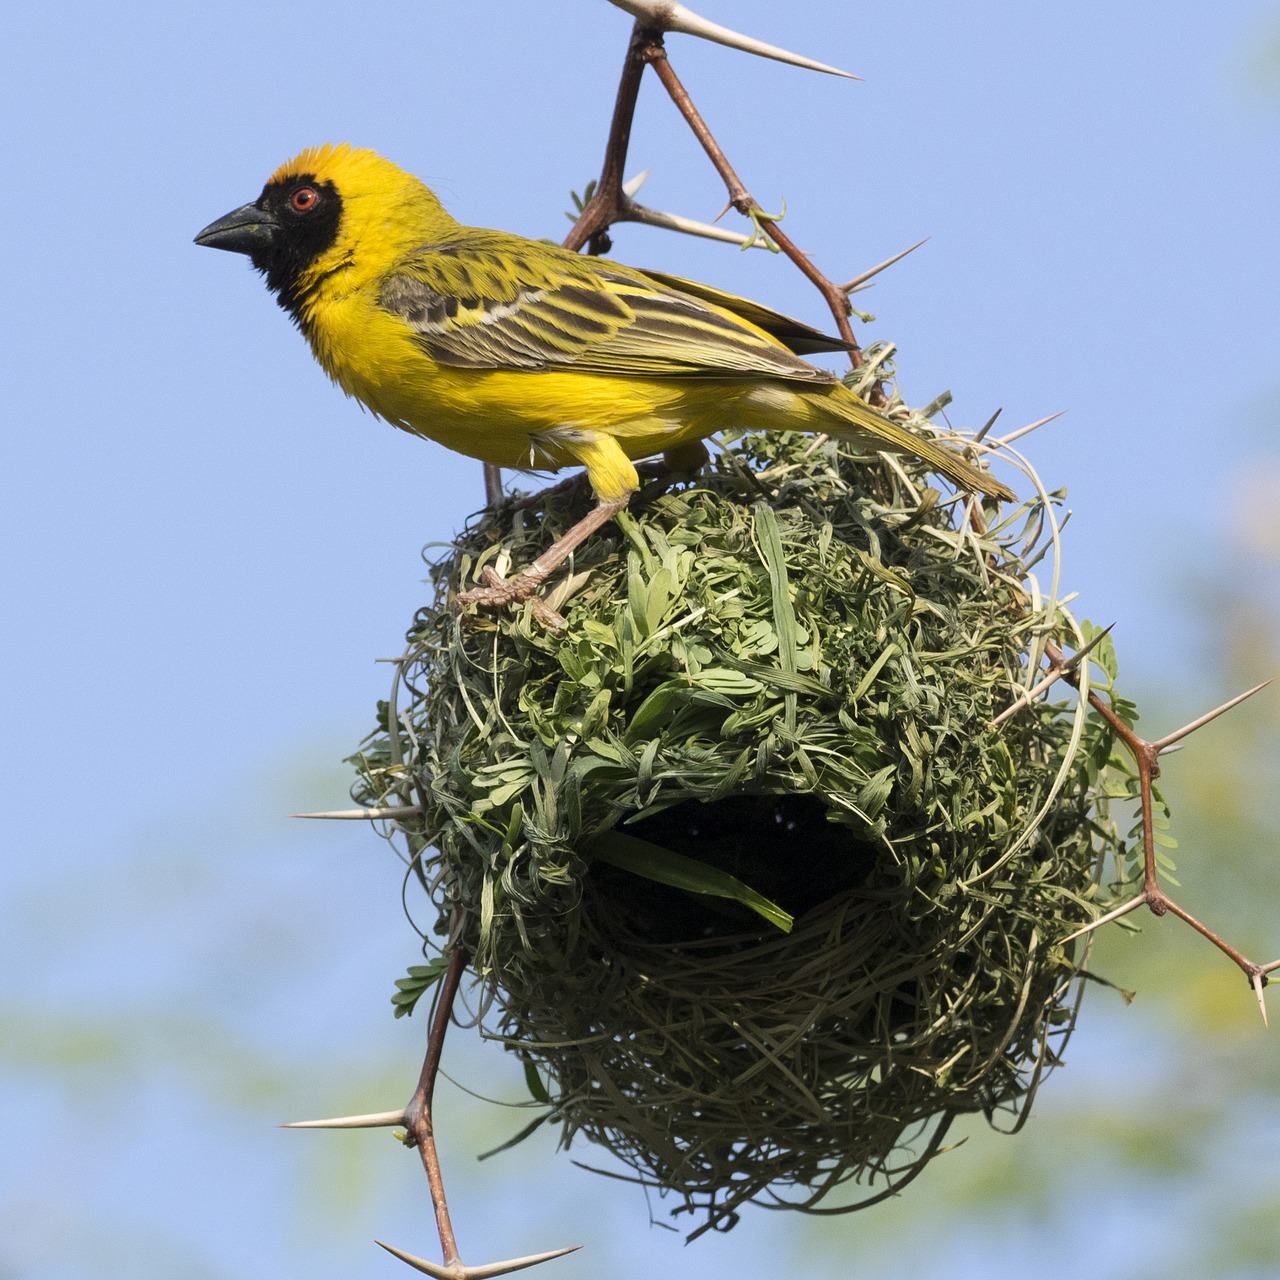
[197,144,1012,605]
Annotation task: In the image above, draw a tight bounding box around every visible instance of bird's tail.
[819,385,1014,502]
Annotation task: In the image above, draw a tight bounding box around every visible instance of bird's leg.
[457,495,630,610]
[482,463,504,508]
[461,432,639,614]
[510,454,685,512]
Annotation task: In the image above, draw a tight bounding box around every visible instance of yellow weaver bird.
[196,145,1013,609]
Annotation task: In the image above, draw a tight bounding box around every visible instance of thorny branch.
[968,456,1276,1027]
[401,942,471,1269]
[562,24,873,368]
[1000,636,1275,1024]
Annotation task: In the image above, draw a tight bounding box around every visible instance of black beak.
[194,201,280,255]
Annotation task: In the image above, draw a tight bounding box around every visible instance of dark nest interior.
[351,422,1132,1235]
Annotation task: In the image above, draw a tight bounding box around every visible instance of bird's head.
[195,144,455,321]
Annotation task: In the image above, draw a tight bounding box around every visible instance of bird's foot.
[458,564,544,608]
[457,494,629,633]
[458,567,566,631]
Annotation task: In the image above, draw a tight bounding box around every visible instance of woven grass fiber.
[351,406,1130,1235]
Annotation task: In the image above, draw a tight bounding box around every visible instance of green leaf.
[855,548,914,596]
[723,655,830,697]
[580,619,618,651]
[577,688,612,740]
[523,1058,552,1104]
[589,829,794,933]
[692,667,765,696]
[919,390,953,421]
[856,765,896,817]
[851,642,901,702]
[390,956,450,1019]
[753,504,799,678]
[503,802,524,851]
[625,680,688,739]
[753,503,799,734]
[478,1111,553,1161]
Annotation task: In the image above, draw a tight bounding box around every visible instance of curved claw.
[376,1240,581,1279]
[460,566,567,631]
[280,1109,406,1129]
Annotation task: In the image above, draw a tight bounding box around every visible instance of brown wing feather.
[378,233,835,384]
[635,268,855,356]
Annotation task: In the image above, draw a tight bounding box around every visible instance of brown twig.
[495,17,891,513]
[644,51,863,359]
[282,938,579,1277]
[562,23,659,256]
[989,625,1113,728]
[975,475,1275,1024]
[379,943,581,1278]
[495,12,925,516]
[477,22,661,507]
[401,943,471,1268]
[482,464,504,508]
[1009,637,1275,1024]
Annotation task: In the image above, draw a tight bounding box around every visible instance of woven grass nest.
[352,404,1128,1235]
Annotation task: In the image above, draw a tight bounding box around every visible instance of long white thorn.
[376,1240,581,1279]
[627,201,771,248]
[991,625,1114,727]
[622,168,650,197]
[290,805,422,820]
[1252,972,1269,1028]
[991,410,1067,447]
[607,0,858,78]
[991,672,1060,728]
[280,1109,406,1129]
[838,238,929,294]
[1059,894,1148,946]
[1153,681,1272,753]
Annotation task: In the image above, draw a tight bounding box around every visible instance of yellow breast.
[298,283,733,473]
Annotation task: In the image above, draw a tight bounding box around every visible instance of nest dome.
[352,427,1117,1233]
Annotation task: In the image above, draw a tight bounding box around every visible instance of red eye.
[290,186,319,213]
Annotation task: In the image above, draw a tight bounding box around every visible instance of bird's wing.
[379,234,836,384]
[633,269,855,356]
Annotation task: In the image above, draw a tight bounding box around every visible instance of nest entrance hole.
[588,792,878,944]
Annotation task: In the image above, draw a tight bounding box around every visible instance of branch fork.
[283,946,580,1277]
[1002,638,1275,1024]
[562,14,885,373]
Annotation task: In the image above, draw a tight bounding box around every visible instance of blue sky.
[3,2,1279,1278]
